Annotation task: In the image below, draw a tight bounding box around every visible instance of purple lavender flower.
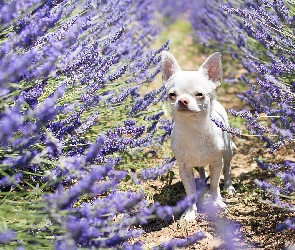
[157,232,205,250]
[254,160,295,211]
[141,161,175,180]
[211,116,242,137]
[0,106,23,142]
[129,87,164,116]
[122,241,143,249]
[0,230,16,244]
[276,218,295,232]
[85,134,105,163]
[0,173,23,190]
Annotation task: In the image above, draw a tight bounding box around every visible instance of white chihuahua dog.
[161,51,235,220]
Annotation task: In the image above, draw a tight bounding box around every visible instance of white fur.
[161,51,235,221]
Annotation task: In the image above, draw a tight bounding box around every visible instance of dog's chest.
[171,125,222,166]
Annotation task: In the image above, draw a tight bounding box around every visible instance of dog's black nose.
[178,98,189,106]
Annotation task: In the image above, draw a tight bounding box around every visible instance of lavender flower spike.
[211,116,242,137]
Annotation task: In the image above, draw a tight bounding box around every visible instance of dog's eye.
[195,92,204,98]
[169,92,176,98]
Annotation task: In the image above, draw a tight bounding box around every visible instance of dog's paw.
[224,185,235,196]
[212,198,226,209]
[180,207,198,221]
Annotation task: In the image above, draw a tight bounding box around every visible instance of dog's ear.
[161,51,182,83]
[199,52,222,89]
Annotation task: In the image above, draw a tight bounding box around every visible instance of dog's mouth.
[170,102,199,113]
[176,107,198,113]
[177,107,191,111]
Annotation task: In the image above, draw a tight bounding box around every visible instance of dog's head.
[161,51,222,117]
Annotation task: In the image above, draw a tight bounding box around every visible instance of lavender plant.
[0,0,203,248]
[155,0,191,24]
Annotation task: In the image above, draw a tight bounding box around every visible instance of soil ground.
[137,20,295,249]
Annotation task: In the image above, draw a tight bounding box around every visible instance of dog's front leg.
[179,163,198,221]
[209,160,226,209]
